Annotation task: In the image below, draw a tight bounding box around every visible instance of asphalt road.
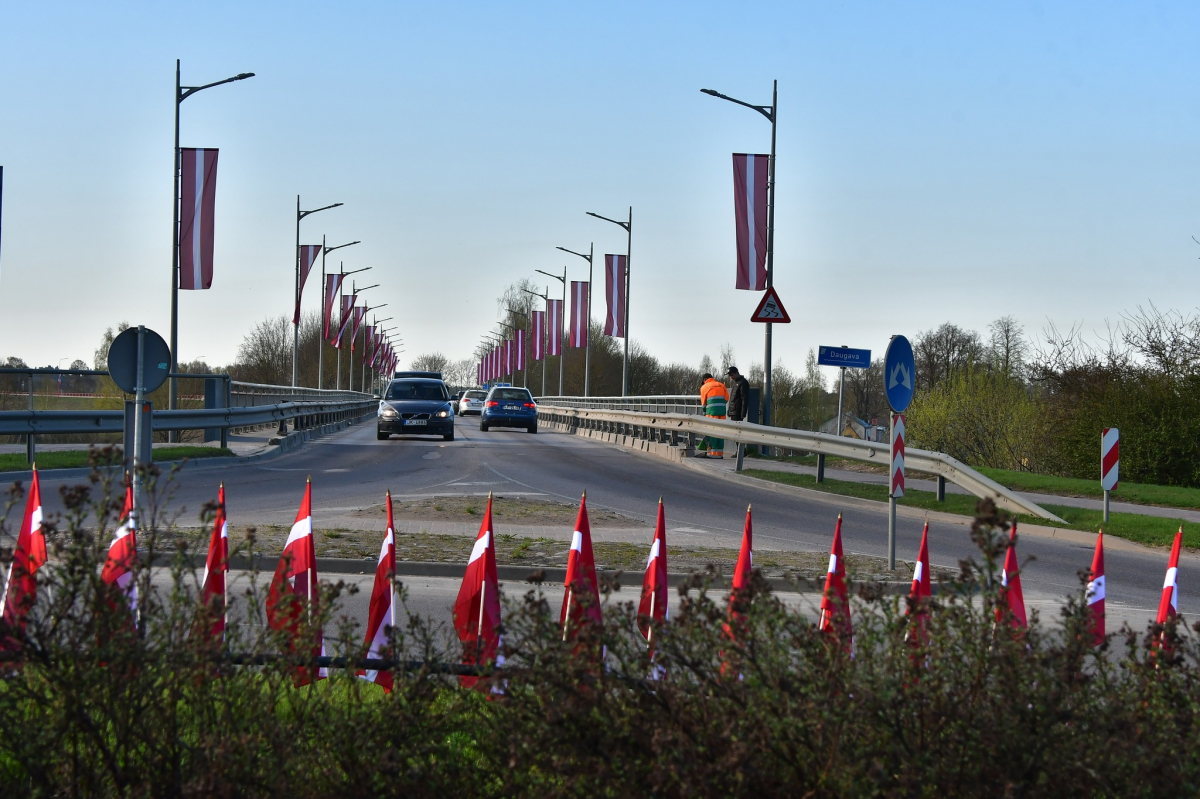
[31,414,1187,630]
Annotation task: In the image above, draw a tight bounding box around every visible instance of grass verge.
[740,468,1200,549]
[0,446,233,473]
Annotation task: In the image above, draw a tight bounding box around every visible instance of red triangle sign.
[750,287,791,323]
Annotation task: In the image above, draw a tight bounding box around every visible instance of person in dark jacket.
[726,366,751,422]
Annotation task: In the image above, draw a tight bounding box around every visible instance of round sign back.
[108,327,171,394]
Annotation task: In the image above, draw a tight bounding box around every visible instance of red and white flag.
[294,245,322,325]
[201,483,229,640]
[0,465,46,646]
[546,299,564,357]
[603,255,627,337]
[179,147,219,290]
[569,281,589,348]
[998,523,1027,628]
[1157,526,1183,624]
[725,505,754,629]
[531,310,546,360]
[515,330,526,372]
[503,340,513,376]
[266,479,325,685]
[101,480,138,613]
[732,153,768,291]
[454,493,503,688]
[1087,531,1105,646]
[335,294,357,349]
[907,520,932,645]
[561,493,602,636]
[323,274,344,341]
[359,491,397,692]
[638,499,668,645]
[819,514,852,642]
[364,326,375,367]
[351,307,367,358]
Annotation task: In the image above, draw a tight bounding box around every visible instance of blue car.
[479,387,537,433]
[377,378,456,441]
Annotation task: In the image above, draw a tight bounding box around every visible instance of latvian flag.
[294,245,321,325]
[531,311,546,360]
[604,255,626,337]
[569,281,589,348]
[179,148,219,290]
[732,153,769,291]
[546,299,564,357]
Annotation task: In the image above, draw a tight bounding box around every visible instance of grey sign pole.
[132,326,146,525]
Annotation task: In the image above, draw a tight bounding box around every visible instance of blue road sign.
[817,346,871,369]
[884,335,915,413]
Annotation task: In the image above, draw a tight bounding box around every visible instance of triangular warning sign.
[750,287,791,323]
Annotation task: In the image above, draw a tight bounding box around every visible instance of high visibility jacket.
[700,378,729,418]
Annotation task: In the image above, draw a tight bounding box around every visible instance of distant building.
[820,412,886,443]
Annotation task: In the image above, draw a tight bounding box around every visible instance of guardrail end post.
[816,453,825,483]
[937,474,946,503]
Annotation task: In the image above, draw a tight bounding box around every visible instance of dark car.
[479,387,537,433]
[377,378,455,441]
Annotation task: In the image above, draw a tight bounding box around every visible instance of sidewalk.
[695,452,1200,524]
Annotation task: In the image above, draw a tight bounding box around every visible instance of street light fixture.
[292,199,344,387]
[586,209,632,396]
[557,244,594,396]
[318,239,360,389]
[534,267,568,396]
[169,61,254,435]
[701,81,778,437]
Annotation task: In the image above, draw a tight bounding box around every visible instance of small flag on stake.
[998,523,1027,628]
[454,493,503,688]
[819,514,852,646]
[1087,531,1105,647]
[359,491,397,691]
[201,483,229,640]
[561,493,602,638]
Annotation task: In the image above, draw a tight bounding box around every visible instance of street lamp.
[292,198,343,386]
[506,306,531,389]
[360,304,387,391]
[347,282,378,392]
[701,81,778,435]
[586,209,632,396]
[169,61,254,435]
[520,286,549,395]
[535,267,568,396]
[318,238,360,389]
[557,244,594,396]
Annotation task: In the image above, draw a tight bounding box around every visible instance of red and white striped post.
[890,413,906,567]
[1101,428,1119,523]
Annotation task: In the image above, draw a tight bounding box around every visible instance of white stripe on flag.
[827,553,837,574]
[193,149,205,290]
[1087,574,1105,604]
[570,530,583,552]
[1165,566,1178,589]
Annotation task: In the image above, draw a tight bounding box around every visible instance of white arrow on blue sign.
[817,346,871,369]
[884,335,915,413]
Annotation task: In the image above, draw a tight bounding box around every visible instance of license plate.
[403,419,427,426]
[504,405,520,410]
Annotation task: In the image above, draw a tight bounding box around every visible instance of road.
[31,414,1184,631]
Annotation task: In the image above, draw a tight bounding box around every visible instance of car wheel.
[528,424,537,434]
[444,431,455,441]
[377,430,389,441]
[479,422,489,432]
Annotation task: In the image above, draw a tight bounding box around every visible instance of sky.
[1,1,1198,384]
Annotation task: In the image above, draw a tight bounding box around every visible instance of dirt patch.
[350,494,645,528]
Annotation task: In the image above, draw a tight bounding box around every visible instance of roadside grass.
[0,446,233,473]
[747,452,1200,513]
[740,468,1200,549]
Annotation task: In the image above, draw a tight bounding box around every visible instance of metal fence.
[534,395,702,414]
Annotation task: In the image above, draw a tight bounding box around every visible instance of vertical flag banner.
[351,307,366,361]
[0,465,46,647]
[360,491,397,692]
[515,330,526,372]
[101,480,138,613]
[178,147,219,290]
[531,311,546,360]
[294,245,322,324]
[267,480,325,686]
[819,514,852,643]
[561,494,602,636]
[638,499,669,645]
[454,493,503,688]
[546,299,564,357]
[603,255,627,337]
[999,523,1027,628]
[570,281,589,348]
[201,483,229,640]
[336,294,357,349]
[323,274,344,340]
[732,153,769,291]
[1087,531,1105,646]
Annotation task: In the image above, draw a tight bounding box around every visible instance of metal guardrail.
[535,395,702,414]
[534,404,1066,524]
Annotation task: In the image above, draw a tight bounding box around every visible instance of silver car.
[458,389,487,416]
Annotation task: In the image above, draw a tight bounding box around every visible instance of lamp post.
[347,282,378,392]
[334,265,371,390]
[557,243,593,396]
[360,305,388,391]
[701,81,778,435]
[170,61,254,437]
[370,316,394,394]
[520,286,549,396]
[318,238,360,389]
[506,307,531,389]
[292,198,343,387]
[535,267,568,396]
[586,209,632,395]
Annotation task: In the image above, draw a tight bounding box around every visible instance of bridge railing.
[533,401,1065,524]
[534,395,702,414]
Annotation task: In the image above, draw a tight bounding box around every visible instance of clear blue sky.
[2,1,1198,381]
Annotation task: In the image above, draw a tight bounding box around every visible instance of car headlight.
[381,407,398,418]
[436,409,450,418]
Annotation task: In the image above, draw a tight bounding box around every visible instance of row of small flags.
[0,468,1188,680]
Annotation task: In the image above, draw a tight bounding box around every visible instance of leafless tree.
[988,315,1028,379]
[913,323,984,390]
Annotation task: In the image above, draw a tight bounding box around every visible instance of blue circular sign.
[884,335,915,413]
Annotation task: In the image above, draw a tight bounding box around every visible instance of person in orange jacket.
[699,373,729,458]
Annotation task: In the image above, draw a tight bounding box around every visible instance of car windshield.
[465,391,486,399]
[386,381,448,401]
[491,389,532,402]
